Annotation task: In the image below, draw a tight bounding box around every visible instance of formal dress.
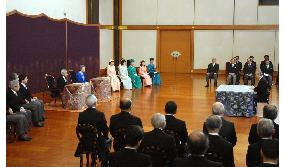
[206,63,219,84]
[107,65,121,91]
[164,114,189,157]
[138,128,177,167]
[138,66,152,86]
[118,65,132,89]
[172,156,223,167]
[109,148,152,167]
[109,111,143,151]
[260,61,273,86]
[254,77,270,103]
[248,121,279,144]
[246,139,271,167]
[255,163,278,167]
[203,117,237,147]
[57,75,68,92]
[127,65,142,89]
[235,61,242,84]
[18,83,45,122]
[226,64,238,85]
[147,63,161,85]
[243,63,256,85]
[206,134,235,167]
[76,71,87,83]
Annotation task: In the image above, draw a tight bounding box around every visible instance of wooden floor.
[6,73,279,167]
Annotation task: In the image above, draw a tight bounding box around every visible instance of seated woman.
[138,60,152,87]
[107,60,120,92]
[76,65,88,83]
[127,59,142,89]
[118,59,132,89]
[147,58,161,85]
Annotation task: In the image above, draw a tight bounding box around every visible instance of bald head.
[120,98,132,111]
[188,131,209,155]
[212,102,225,115]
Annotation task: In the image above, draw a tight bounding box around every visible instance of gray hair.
[257,118,274,138]
[61,69,67,75]
[80,65,86,70]
[151,113,166,129]
[212,102,225,115]
[85,94,97,107]
[205,115,222,131]
[9,80,19,89]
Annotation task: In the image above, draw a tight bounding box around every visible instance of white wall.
[99,0,113,25]
[258,6,279,25]
[194,30,233,70]
[274,30,279,68]
[100,30,114,69]
[234,0,258,25]
[122,30,157,66]
[6,0,87,23]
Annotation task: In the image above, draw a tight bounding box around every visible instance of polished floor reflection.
[6,73,279,167]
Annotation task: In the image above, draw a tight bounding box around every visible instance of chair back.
[6,121,17,143]
[44,74,57,90]
[113,127,127,151]
[140,145,170,167]
[76,124,99,154]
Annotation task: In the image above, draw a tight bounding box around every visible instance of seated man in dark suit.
[226,58,238,85]
[205,115,235,167]
[246,118,274,167]
[248,105,279,144]
[76,65,88,83]
[205,58,219,87]
[109,125,152,167]
[139,113,177,167]
[260,56,273,86]
[234,56,242,85]
[243,58,256,85]
[18,74,45,127]
[57,68,68,92]
[257,139,279,167]
[164,101,189,157]
[110,98,143,151]
[7,80,32,126]
[249,56,257,68]
[172,131,222,167]
[203,102,237,147]
[254,72,270,103]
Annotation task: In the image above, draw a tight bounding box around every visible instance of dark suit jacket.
[260,63,274,75]
[172,156,222,167]
[243,63,256,75]
[207,134,235,167]
[78,107,109,138]
[248,121,279,144]
[254,77,270,102]
[6,89,25,113]
[57,75,68,92]
[255,163,278,167]
[203,117,237,147]
[165,115,188,143]
[227,64,238,74]
[139,129,177,167]
[18,84,33,102]
[109,148,152,167]
[236,61,242,73]
[246,139,269,167]
[109,111,143,137]
[207,63,219,74]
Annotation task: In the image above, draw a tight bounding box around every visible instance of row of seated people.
[205,55,275,87]
[7,73,46,141]
[75,96,279,167]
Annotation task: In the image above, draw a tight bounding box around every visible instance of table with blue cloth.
[216,85,255,117]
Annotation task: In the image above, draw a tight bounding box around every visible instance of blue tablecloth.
[216,85,255,117]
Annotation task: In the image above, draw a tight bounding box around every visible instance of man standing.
[205,58,219,87]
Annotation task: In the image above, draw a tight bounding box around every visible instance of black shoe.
[19,135,32,141]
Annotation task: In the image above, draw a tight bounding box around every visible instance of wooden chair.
[7,121,17,143]
[113,128,127,152]
[140,145,170,167]
[44,74,61,104]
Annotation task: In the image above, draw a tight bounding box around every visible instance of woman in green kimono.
[127,59,142,89]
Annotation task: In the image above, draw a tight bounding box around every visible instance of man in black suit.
[260,60,274,86]
[235,56,242,85]
[108,125,152,167]
[248,105,278,144]
[57,68,69,92]
[205,58,219,87]
[246,118,274,167]
[256,139,279,167]
[18,74,45,127]
[172,131,222,167]
[203,102,237,147]
[139,113,177,167]
[205,115,235,167]
[163,101,188,157]
[110,98,143,151]
[254,72,270,103]
[249,56,257,68]
[243,58,256,85]
[226,58,238,85]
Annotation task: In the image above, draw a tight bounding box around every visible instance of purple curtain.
[67,22,100,80]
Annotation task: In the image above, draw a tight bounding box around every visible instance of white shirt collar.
[166,114,175,116]
[11,89,17,95]
[124,146,136,150]
[262,162,278,165]
[21,83,27,88]
[208,133,219,136]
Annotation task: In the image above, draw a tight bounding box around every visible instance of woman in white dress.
[107,59,120,92]
[118,59,132,89]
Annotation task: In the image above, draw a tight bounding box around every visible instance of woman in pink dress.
[107,60,120,92]
[138,60,152,87]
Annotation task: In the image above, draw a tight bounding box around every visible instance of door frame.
[156,29,194,73]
